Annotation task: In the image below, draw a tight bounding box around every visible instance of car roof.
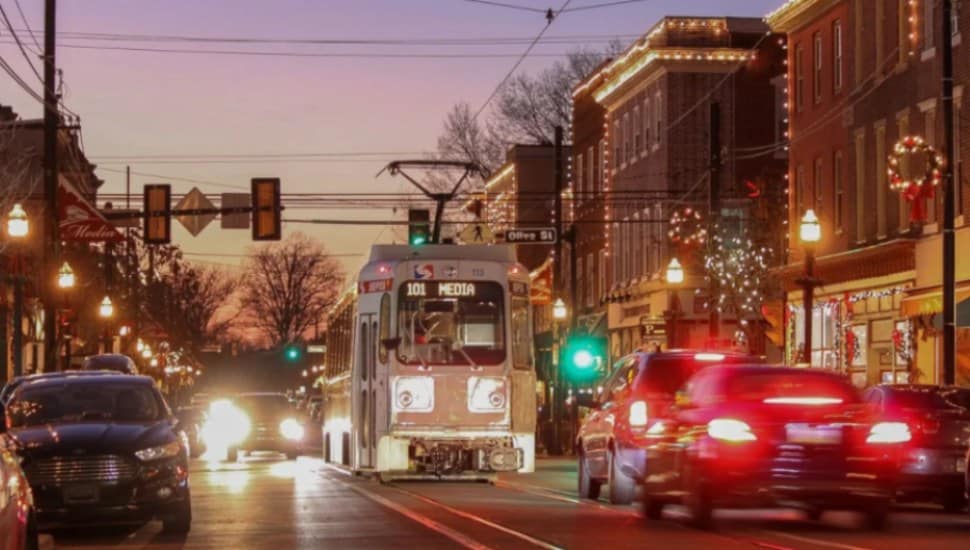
[237,392,288,398]
[20,373,156,389]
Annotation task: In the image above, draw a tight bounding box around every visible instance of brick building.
[768,0,970,385]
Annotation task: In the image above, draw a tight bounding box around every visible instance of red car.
[575,350,763,504]
[641,366,903,529]
[0,402,38,550]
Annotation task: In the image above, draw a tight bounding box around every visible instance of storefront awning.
[900,284,970,317]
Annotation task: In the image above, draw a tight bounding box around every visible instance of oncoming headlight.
[201,400,251,449]
[280,418,305,441]
[468,377,507,413]
[394,377,434,412]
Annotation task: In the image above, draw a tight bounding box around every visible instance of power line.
[0,3,42,83]
[90,151,428,160]
[97,167,248,190]
[561,0,650,12]
[473,0,574,120]
[12,0,40,53]
[463,0,546,14]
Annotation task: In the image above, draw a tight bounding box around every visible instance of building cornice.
[765,0,841,33]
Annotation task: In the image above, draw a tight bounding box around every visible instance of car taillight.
[763,396,843,405]
[707,418,757,442]
[629,400,648,427]
[866,421,912,444]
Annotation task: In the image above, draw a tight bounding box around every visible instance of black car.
[863,384,970,511]
[174,405,207,459]
[227,393,304,462]
[642,366,904,529]
[1,370,114,405]
[82,354,139,375]
[2,374,191,533]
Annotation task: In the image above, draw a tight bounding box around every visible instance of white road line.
[389,484,565,550]
[494,479,640,518]
[765,530,873,550]
[329,474,492,550]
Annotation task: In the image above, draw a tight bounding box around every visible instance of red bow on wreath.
[888,135,944,223]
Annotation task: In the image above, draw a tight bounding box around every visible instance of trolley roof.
[367,244,517,263]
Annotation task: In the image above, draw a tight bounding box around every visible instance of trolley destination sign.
[502,227,558,244]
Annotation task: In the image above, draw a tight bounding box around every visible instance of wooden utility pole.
[43,0,59,371]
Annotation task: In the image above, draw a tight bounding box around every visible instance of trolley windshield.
[397,281,505,366]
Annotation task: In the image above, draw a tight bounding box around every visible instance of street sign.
[102,208,140,228]
[221,193,250,229]
[459,222,494,244]
[503,227,557,244]
[175,187,216,237]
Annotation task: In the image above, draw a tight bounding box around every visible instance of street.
[47,456,970,550]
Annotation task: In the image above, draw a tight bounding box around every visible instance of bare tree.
[436,102,505,176]
[239,233,345,347]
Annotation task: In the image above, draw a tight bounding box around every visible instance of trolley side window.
[511,296,532,369]
[397,281,505,366]
[378,293,391,364]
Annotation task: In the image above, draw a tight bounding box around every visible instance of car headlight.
[201,401,251,448]
[394,376,434,412]
[280,418,305,441]
[135,440,182,462]
[468,377,507,413]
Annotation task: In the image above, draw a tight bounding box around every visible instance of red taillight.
[629,400,648,427]
[866,422,912,444]
[763,396,843,405]
[707,418,757,442]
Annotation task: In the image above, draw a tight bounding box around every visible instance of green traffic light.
[561,335,607,384]
[411,235,427,246]
[572,349,594,369]
[285,346,300,361]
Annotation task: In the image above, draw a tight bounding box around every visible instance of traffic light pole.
[941,0,956,385]
[551,125,564,455]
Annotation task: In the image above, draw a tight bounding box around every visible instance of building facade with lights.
[574,16,788,359]
[768,0,970,386]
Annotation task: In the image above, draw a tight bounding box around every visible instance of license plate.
[958,459,967,473]
[63,484,99,504]
[786,424,842,445]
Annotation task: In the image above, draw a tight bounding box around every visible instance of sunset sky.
[1,0,779,277]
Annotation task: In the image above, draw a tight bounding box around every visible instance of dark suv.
[576,350,763,504]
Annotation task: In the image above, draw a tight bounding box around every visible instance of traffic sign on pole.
[503,227,557,244]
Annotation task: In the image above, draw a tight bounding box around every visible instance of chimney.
[0,104,18,122]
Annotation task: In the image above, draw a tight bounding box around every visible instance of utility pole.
[42,0,59,372]
[551,125,564,455]
[708,102,721,344]
[941,0,956,385]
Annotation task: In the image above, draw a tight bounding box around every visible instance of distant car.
[576,350,764,504]
[642,366,903,529]
[4,374,191,533]
[221,393,304,462]
[863,384,970,512]
[1,370,114,404]
[82,354,139,375]
[174,405,208,458]
[0,418,38,550]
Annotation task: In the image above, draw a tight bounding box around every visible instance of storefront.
[606,277,709,360]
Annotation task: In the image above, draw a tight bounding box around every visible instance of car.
[0,417,38,550]
[863,384,970,512]
[174,405,208,458]
[575,350,764,504]
[1,370,116,405]
[641,366,904,529]
[214,393,305,462]
[3,374,191,533]
[82,353,139,375]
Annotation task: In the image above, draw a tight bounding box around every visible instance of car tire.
[608,449,636,505]
[24,510,38,550]
[941,488,966,513]
[641,491,665,520]
[162,493,192,535]
[286,450,299,460]
[685,465,713,529]
[227,447,239,462]
[578,453,602,500]
[804,507,824,521]
[862,500,889,531]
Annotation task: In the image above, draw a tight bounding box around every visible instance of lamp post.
[665,259,685,349]
[797,209,821,366]
[98,296,114,353]
[57,262,75,370]
[551,298,567,455]
[7,204,29,377]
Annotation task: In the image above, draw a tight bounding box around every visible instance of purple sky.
[1,0,780,276]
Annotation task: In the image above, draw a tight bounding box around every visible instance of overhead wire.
[0,3,42,83]
[12,0,40,53]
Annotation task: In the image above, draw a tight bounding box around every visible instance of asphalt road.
[45,455,970,549]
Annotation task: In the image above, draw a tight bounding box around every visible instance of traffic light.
[561,335,607,383]
[143,184,171,244]
[252,178,282,241]
[283,343,302,362]
[408,208,430,246]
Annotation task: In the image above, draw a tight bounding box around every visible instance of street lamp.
[6,204,28,377]
[99,296,114,353]
[798,209,822,366]
[666,258,685,284]
[665,259,685,349]
[57,262,76,371]
[57,262,75,289]
[553,298,568,321]
[141,346,152,359]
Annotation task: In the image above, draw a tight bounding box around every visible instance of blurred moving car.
[0,414,38,550]
[863,384,970,511]
[82,354,139,375]
[576,350,763,504]
[174,405,208,458]
[641,366,903,529]
[4,374,191,533]
[206,393,304,462]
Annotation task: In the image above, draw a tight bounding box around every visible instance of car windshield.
[888,388,970,411]
[235,395,294,417]
[397,281,505,366]
[725,371,859,404]
[7,382,163,427]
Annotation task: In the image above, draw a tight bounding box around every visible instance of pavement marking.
[387,484,565,550]
[765,531,873,550]
[331,476,493,550]
[494,478,639,518]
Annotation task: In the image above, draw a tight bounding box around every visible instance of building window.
[598,249,607,300]
[597,139,605,192]
[642,98,651,150]
[653,204,663,273]
[855,0,865,84]
[586,252,594,308]
[796,164,807,214]
[924,0,935,50]
[855,128,867,241]
[875,0,885,67]
[897,111,910,230]
[654,92,663,145]
[813,156,824,213]
[633,213,641,279]
[587,145,595,195]
[834,150,844,232]
[576,153,584,200]
[577,254,584,308]
[898,0,908,63]
[795,44,805,112]
[623,113,632,164]
[633,104,641,154]
[833,20,843,91]
[813,32,823,103]
[613,120,621,168]
[876,123,887,237]
[924,106,938,224]
[952,4,961,39]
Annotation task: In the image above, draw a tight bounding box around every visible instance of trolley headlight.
[394,376,434,412]
[468,377,507,413]
[280,418,305,441]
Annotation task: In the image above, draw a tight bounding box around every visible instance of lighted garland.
[668,207,707,247]
[887,135,944,222]
[703,229,772,316]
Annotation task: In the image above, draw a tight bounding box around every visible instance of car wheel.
[24,509,39,550]
[162,493,192,535]
[804,507,824,521]
[942,488,966,513]
[862,500,889,531]
[578,453,601,500]
[684,465,713,529]
[286,450,299,460]
[641,490,665,520]
[608,449,635,505]
[226,447,238,462]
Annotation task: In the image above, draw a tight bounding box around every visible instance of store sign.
[58,178,124,242]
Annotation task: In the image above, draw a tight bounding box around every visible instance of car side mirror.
[381,337,401,351]
[674,390,693,409]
